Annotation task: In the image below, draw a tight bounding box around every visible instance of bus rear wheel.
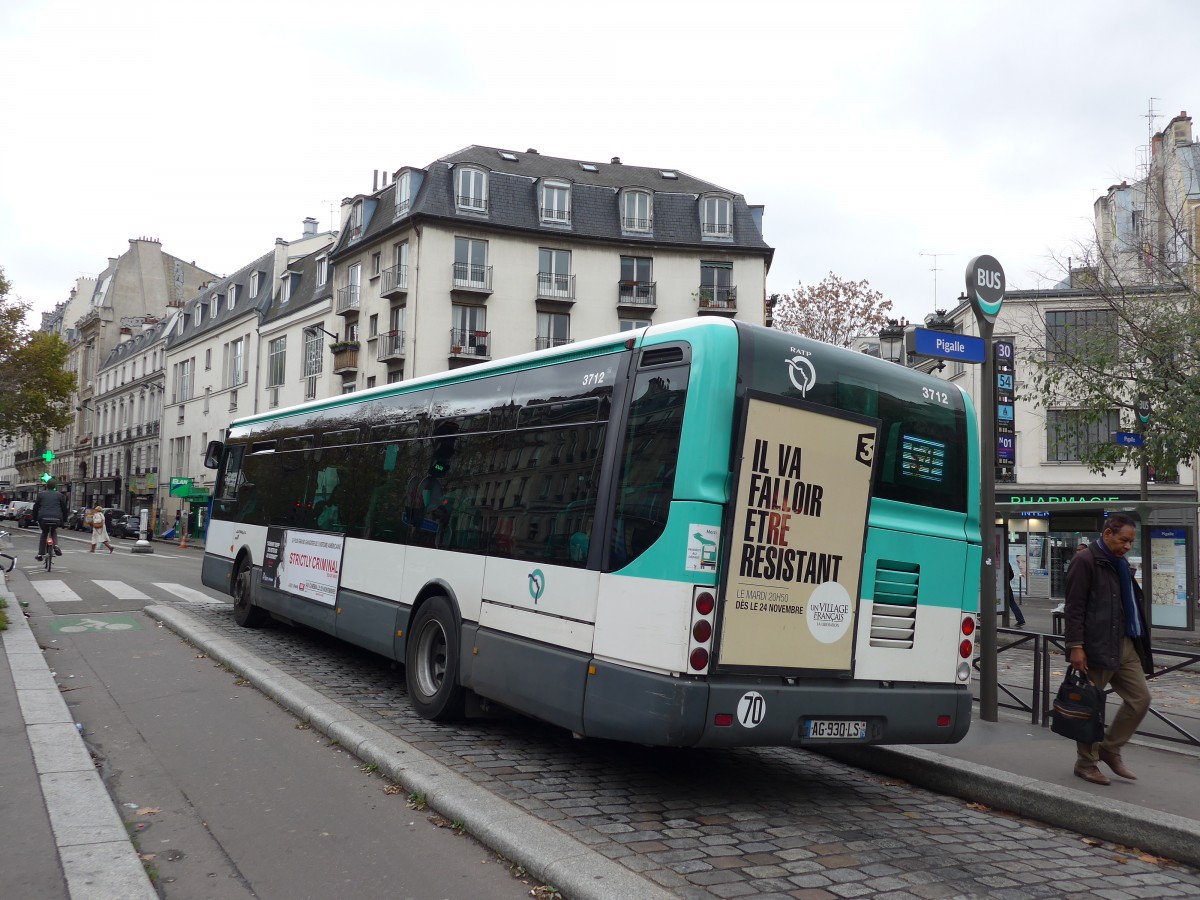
[232,564,268,628]
[405,595,465,721]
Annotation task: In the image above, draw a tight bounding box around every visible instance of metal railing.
[377,330,405,361]
[698,285,738,310]
[536,272,575,300]
[336,285,361,313]
[450,328,490,357]
[452,263,492,291]
[535,336,573,350]
[617,280,656,306]
[381,264,408,295]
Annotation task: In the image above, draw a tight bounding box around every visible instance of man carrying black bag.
[1064,514,1153,786]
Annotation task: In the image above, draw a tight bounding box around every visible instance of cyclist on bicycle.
[34,480,69,561]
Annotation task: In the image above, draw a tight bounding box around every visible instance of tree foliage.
[0,266,75,446]
[770,272,894,348]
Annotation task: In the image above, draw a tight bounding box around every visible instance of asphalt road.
[9,527,1200,898]
[6,528,535,899]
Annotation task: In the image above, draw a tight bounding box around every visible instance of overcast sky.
[3,0,1199,329]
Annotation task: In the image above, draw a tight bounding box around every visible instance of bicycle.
[43,523,58,572]
[0,530,15,573]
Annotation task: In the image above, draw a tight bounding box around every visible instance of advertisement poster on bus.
[719,395,878,673]
[261,527,345,606]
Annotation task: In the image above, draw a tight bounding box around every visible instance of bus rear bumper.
[582,661,971,747]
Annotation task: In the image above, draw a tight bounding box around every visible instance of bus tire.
[232,564,268,628]
[405,595,465,721]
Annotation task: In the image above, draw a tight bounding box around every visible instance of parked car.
[67,507,91,531]
[114,514,143,538]
[18,505,36,528]
[4,501,35,526]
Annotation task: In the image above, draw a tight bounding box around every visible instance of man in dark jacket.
[33,481,69,561]
[1064,513,1153,785]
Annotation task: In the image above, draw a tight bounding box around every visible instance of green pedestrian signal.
[42,449,55,462]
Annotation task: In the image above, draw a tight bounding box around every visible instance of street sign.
[1137,395,1152,424]
[997,433,1016,463]
[169,476,193,498]
[997,373,1014,392]
[912,328,986,362]
[997,404,1014,422]
[993,339,1014,368]
[966,255,1006,323]
[1115,431,1144,447]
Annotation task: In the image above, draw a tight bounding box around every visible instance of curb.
[818,744,1200,869]
[1,573,157,900]
[145,604,672,900]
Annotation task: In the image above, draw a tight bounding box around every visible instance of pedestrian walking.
[1005,560,1026,627]
[1063,513,1152,785]
[89,505,115,553]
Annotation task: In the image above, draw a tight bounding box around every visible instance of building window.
[386,369,403,384]
[451,305,487,353]
[175,358,193,402]
[456,168,487,212]
[1045,309,1117,363]
[205,348,212,370]
[537,312,571,349]
[619,256,654,305]
[699,261,734,309]
[1047,409,1120,462]
[267,337,286,388]
[227,337,246,387]
[701,195,732,236]
[620,318,652,332]
[280,273,293,304]
[250,271,260,296]
[453,237,489,288]
[368,314,379,338]
[538,248,571,298]
[394,171,411,216]
[317,256,328,286]
[540,181,571,223]
[622,190,651,231]
[303,325,323,400]
[227,285,238,309]
[350,200,364,237]
[372,252,381,276]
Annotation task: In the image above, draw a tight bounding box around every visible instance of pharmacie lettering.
[287,552,340,575]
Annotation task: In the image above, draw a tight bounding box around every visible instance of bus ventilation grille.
[869,559,918,649]
[640,346,684,368]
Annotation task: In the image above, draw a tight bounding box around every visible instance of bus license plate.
[804,719,868,740]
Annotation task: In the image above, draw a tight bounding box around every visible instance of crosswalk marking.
[152,582,224,605]
[93,580,151,601]
[31,581,80,603]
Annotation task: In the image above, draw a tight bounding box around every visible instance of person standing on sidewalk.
[1064,513,1153,785]
[1005,560,1026,627]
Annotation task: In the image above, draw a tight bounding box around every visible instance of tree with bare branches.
[770,272,894,348]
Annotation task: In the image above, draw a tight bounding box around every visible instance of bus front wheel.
[405,596,465,721]
[232,564,268,628]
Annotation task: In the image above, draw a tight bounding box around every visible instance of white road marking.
[92,581,151,601]
[153,583,225,605]
[31,581,82,603]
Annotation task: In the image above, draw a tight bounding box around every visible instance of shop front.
[997,490,1196,631]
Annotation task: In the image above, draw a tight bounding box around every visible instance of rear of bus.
[581,318,978,746]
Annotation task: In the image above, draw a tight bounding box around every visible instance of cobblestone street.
[169,604,1200,899]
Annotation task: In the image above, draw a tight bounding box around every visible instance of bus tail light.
[956,613,976,682]
[688,588,716,673]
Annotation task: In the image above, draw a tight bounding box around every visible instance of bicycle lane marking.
[51,614,142,634]
[152,583,225,605]
[93,580,151,601]
[30,580,81,603]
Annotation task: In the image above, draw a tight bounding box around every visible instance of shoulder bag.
[1050,666,1105,743]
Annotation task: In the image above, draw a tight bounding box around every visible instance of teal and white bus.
[202,318,979,746]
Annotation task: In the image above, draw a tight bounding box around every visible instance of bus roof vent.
[869,559,918,649]
[639,346,684,368]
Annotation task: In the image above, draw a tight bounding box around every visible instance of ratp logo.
[786,353,816,396]
[528,569,545,604]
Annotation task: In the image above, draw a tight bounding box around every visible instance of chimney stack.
[611,156,622,165]
[303,217,318,237]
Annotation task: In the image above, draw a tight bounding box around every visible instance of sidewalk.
[3,569,1198,899]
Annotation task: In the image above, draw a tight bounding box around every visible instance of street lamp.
[878,319,906,365]
[303,324,339,341]
[923,308,954,332]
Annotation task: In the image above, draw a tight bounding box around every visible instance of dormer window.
[250,271,260,297]
[622,190,652,232]
[394,171,411,217]
[350,200,364,238]
[280,272,294,304]
[456,167,487,213]
[227,285,238,309]
[197,302,207,323]
[317,256,328,286]
[540,180,571,224]
[212,296,222,319]
[701,195,732,238]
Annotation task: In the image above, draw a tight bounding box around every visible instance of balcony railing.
[698,285,738,314]
[617,280,656,308]
[622,216,652,232]
[540,207,570,225]
[450,328,490,359]
[377,330,406,362]
[456,194,487,213]
[452,263,493,293]
[381,264,408,299]
[702,222,733,237]
[535,336,573,351]
[536,272,575,302]
[336,284,361,314]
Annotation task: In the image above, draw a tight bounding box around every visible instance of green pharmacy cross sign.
[42,450,55,462]
[41,448,56,481]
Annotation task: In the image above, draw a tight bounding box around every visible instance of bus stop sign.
[966,255,1005,323]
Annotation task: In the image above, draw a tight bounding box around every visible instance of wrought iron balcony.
[702,222,733,237]
[456,194,487,213]
[452,263,493,293]
[377,330,405,362]
[535,336,573,351]
[697,285,738,315]
[381,264,408,299]
[540,207,571,225]
[450,328,490,359]
[336,284,361,314]
[536,272,575,303]
[617,280,656,309]
[621,215,652,232]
